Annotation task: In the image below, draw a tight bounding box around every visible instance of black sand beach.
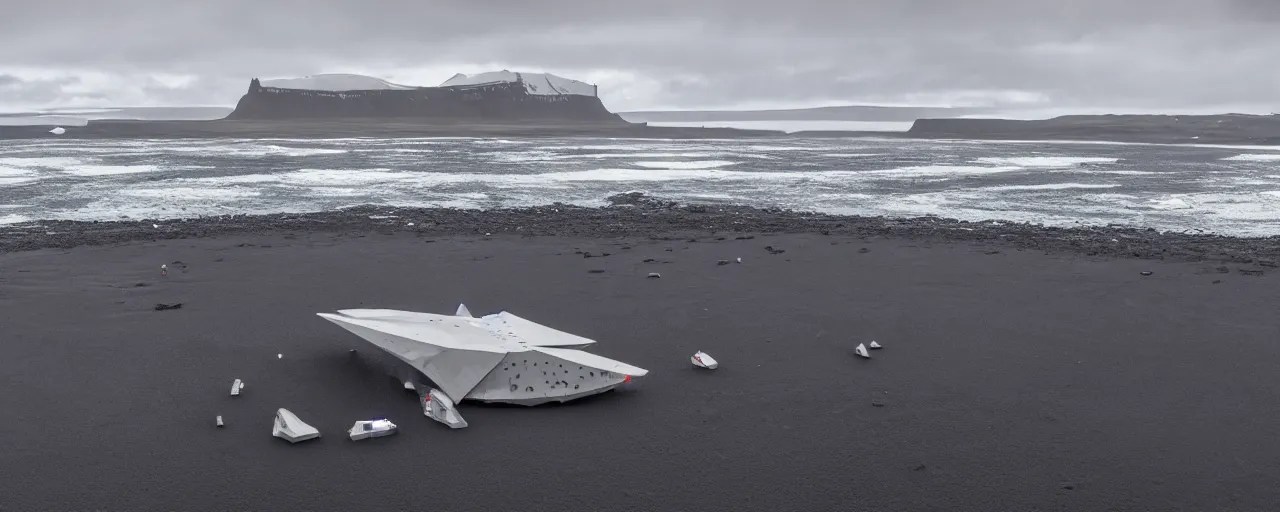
[2,203,1279,511]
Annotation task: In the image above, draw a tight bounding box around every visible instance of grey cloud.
[2,0,1279,111]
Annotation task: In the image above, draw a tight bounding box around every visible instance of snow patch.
[440,70,596,96]
[0,214,30,225]
[62,164,163,177]
[632,160,738,170]
[261,73,416,91]
[980,183,1122,192]
[974,156,1119,167]
[1222,154,1280,162]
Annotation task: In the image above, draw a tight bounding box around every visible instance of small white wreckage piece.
[869,341,882,350]
[647,272,661,279]
[230,378,245,396]
[317,304,648,407]
[348,418,398,441]
[423,388,468,429]
[855,343,870,359]
[272,408,320,443]
[216,415,224,427]
[855,343,875,360]
[691,351,719,369]
[736,257,742,263]
[49,126,66,135]
[403,380,416,391]
[277,353,283,359]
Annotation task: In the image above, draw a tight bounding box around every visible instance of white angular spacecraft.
[317,305,649,407]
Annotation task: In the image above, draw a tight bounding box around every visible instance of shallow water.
[2,136,1279,236]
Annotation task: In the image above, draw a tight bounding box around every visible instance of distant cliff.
[908,114,1280,145]
[225,78,628,124]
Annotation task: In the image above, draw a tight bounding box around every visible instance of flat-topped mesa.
[908,114,1280,145]
[225,72,627,123]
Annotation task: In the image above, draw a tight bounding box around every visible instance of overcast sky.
[2,0,1279,113]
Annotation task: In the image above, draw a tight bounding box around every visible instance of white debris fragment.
[403,381,416,391]
[348,418,398,441]
[647,272,661,278]
[423,388,468,429]
[230,378,244,396]
[277,353,282,359]
[272,408,320,443]
[406,222,415,227]
[869,341,882,349]
[855,343,870,359]
[49,126,66,135]
[736,257,742,263]
[216,415,224,427]
[319,306,649,407]
[152,224,159,229]
[691,351,719,369]
[455,303,473,317]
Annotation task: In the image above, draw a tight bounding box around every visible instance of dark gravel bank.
[3,194,1277,269]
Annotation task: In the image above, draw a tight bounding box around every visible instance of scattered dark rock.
[913,464,927,472]
[1260,260,1277,268]
[642,258,656,263]
[716,260,730,266]
[1140,271,1153,276]
[983,250,1001,255]
[1061,483,1076,491]
[734,235,755,240]
[154,303,183,311]
[765,245,786,254]
[1216,266,1231,273]
[858,247,870,254]
[583,252,594,258]
[134,283,149,287]
[587,269,605,274]
[1239,269,1265,276]
[1213,280,1222,284]
[606,192,677,209]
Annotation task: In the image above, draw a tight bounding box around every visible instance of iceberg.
[230,378,244,396]
[348,418,398,441]
[48,127,65,135]
[272,408,320,443]
[317,305,648,407]
[869,341,882,349]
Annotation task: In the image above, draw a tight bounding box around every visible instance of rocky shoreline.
[3,194,1276,270]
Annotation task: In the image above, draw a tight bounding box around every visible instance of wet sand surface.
[2,227,1278,511]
